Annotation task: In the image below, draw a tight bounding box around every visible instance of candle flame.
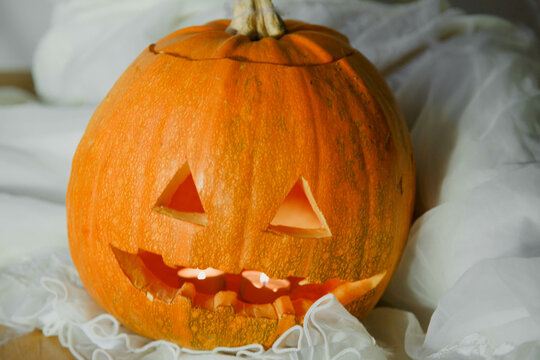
[197,269,207,280]
[260,272,270,286]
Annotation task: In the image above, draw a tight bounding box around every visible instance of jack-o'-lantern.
[67,0,414,350]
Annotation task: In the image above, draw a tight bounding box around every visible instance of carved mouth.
[112,246,385,323]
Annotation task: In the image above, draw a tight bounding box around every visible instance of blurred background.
[1,0,539,92]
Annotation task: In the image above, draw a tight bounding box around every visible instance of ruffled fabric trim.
[0,249,388,360]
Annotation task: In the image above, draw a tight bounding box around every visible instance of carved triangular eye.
[154,162,207,226]
[267,177,331,238]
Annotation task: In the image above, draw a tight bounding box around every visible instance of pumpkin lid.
[152,20,356,66]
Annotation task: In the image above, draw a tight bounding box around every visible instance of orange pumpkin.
[67,0,414,350]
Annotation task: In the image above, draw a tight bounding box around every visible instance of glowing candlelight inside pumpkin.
[240,270,290,304]
[178,267,225,294]
[260,272,269,286]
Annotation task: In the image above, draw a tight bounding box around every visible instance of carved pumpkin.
[67,0,414,350]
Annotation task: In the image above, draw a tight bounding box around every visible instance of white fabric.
[1,0,540,359]
[0,98,92,266]
[0,250,387,360]
[32,0,230,104]
[0,0,56,70]
[383,20,540,327]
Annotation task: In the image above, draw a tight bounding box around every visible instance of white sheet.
[1,0,540,359]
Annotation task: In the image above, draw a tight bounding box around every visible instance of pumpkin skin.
[67,19,414,350]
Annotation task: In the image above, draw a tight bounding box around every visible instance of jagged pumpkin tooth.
[270,296,297,346]
[331,271,386,306]
[273,296,295,318]
[292,298,313,323]
[178,282,196,300]
[214,290,238,309]
[237,302,277,320]
[264,313,296,348]
[193,293,215,311]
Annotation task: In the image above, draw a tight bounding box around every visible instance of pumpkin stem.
[226,0,286,40]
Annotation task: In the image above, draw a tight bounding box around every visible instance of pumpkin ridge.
[148,43,357,68]
[68,54,157,292]
[296,70,321,279]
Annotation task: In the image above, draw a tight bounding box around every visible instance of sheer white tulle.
[1,0,540,359]
[0,250,387,360]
